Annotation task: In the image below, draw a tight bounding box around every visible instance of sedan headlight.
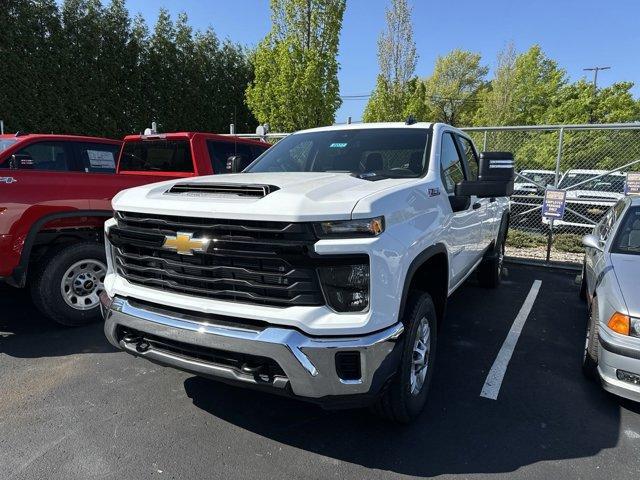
[314,217,384,238]
[607,312,640,338]
[631,317,640,338]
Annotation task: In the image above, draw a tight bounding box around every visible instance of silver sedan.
[580,196,640,402]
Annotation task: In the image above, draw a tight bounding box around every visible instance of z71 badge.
[0,177,17,184]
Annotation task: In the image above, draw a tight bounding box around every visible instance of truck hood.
[112,172,414,221]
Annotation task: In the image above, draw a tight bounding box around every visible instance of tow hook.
[122,333,149,353]
[241,362,264,375]
[241,362,273,383]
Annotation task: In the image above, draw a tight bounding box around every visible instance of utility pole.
[583,66,610,123]
[583,66,611,90]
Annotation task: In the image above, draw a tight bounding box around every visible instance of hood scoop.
[166,183,279,198]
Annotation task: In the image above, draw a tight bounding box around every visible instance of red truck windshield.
[119,140,193,172]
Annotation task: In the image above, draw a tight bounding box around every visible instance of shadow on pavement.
[184,265,622,477]
[0,283,115,358]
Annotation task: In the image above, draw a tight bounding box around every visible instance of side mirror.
[582,234,604,251]
[226,155,251,173]
[9,154,35,170]
[455,151,515,198]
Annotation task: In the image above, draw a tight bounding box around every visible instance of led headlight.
[318,263,370,312]
[315,217,384,238]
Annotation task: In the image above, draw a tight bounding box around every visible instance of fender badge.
[428,187,440,197]
[0,177,17,184]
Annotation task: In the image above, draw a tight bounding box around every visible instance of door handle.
[472,202,481,210]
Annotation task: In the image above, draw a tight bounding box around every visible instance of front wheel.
[30,242,107,327]
[371,291,438,424]
[582,297,600,380]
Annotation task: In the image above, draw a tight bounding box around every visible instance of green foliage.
[246,0,346,131]
[507,229,547,249]
[363,0,417,122]
[0,1,256,138]
[553,234,584,253]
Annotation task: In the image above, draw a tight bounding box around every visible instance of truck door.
[440,132,483,286]
[456,134,494,252]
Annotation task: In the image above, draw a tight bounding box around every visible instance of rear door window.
[119,140,194,172]
[12,141,75,171]
[207,140,269,173]
[75,142,120,173]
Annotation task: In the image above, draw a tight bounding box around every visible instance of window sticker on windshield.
[87,150,115,169]
[330,142,348,148]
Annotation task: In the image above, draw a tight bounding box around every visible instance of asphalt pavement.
[1,264,639,479]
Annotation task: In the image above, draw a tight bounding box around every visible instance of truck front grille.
[109,211,325,307]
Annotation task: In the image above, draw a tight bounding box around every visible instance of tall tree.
[474,42,517,125]
[246,0,346,131]
[363,0,417,122]
[423,49,488,126]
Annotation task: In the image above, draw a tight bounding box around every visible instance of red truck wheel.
[30,242,107,326]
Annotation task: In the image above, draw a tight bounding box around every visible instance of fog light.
[616,370,640,385]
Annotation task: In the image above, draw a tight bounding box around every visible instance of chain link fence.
[463,124,640,265]
[234,123,640,267]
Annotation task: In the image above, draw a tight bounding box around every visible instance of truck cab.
[101,122,514,423]
[0,131,270,326]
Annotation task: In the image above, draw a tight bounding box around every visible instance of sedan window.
[612,206,640,254]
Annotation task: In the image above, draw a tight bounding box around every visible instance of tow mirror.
[227,155,251,173]
[9,154,35,170]
[582,234,604,251]
[455,151,515,198]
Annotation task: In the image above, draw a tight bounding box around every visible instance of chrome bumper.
[101,293,404,401]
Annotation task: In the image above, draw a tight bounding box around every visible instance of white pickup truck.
[101,122,514,423]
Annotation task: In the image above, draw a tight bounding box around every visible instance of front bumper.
[598,326,640,403]
[101,293,404,405]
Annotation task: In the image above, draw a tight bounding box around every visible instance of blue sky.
[124,0,640,124]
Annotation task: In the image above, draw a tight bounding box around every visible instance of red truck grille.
[109,211,325,307]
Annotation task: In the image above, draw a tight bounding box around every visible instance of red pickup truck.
[0,131,269,326]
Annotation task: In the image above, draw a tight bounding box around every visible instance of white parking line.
[480,279,542,400]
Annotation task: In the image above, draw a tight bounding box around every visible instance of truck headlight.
[318,263,370,312]
[314,217,384,238]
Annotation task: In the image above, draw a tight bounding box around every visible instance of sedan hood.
[112,172,413,222]
[611,253,640,317]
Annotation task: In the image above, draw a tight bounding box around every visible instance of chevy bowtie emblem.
[163,232,210,255]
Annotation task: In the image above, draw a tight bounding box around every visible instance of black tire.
[371,291,438,424]
[477,218,508,288]
[30,241,107,327]
[582,297,599,380]
[579,261,588,301]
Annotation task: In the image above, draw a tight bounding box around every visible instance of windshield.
[119,140,193,172]
[558,172,625,193]
[519,171,556,186]
[246,128,430,178]
[0,139,17,152]
[612,206,640,255]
